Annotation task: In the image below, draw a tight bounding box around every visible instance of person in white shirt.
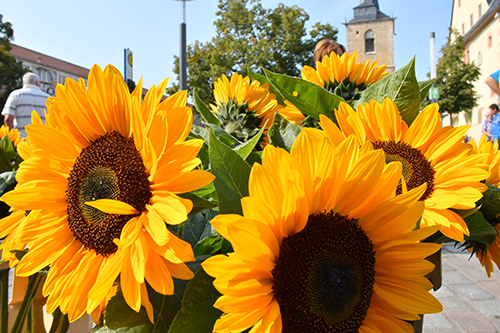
[1,72,49,138]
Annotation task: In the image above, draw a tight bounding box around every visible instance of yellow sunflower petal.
[84,199,139,215]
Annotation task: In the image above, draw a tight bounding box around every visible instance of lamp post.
[174,0,193,91]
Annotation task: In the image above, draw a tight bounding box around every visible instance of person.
[490,104,500,143]
[314,39,346,63]
[485,69,500,97]
[482,109,495,141]
[2,72,49,138]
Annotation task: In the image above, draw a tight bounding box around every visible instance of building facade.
[451,0,500,127]
[345,0,395,73]
[9,44,90,96]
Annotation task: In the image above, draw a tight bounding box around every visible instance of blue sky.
[2,0,452,90]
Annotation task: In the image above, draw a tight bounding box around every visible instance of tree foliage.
[432,27,480,124]
[167,0,338,103]
[0,14,26,110]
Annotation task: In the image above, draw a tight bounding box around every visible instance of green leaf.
[194,89,220,126]
[245,151,262,166]
[451,206,481,219]
[464,211,497,245]
[0,136,14,173]
[191,183,217,203]
[193,236,224,257]
[248,70,284,105]
[178,193,217,217]
[209,129,250,215]
[478,184,500,220]
[354,58,421,125]
[263,68,343,121]
[418,79,436,103]
[93,259,209,333]
[206,124,241,147]
[168,267,222,333]
[268,113,301,152]
[0,171,16,196]
[92,289,155,333]
[11,249,27,262]
[190,125,209,142]
[183,210,219,248]
[147,258,210,333]
[234,123,265,160]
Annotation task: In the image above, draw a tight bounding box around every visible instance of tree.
[433,28,480,125]
[167,0,338,103]
[0,14,26,110]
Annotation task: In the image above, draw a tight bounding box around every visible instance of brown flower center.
[66,132,152,256]
[271,211,375,332]
[373,141,435,200]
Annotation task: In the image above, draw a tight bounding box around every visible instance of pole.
[179,0,187,91]
[430,32,437,104]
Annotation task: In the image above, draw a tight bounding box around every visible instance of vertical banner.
[124,48,133,82]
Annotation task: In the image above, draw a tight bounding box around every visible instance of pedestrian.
[490,104,500,143]
[314,39,346,63]
[485,69,500,97]
[482,108,495,141]
[2,72,49,138]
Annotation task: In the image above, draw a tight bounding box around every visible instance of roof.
[350,0,390,23]
[9,44,90,78]
[462,0,500,43]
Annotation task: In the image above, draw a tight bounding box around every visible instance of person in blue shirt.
[488,104,500,142]
[485,71,500,143]
[486,69,500,97]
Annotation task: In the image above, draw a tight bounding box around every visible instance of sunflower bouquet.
[0,51,497,333]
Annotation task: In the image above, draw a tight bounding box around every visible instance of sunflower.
[0,125,22,147]
[210,73,303,141]
[470,135,500,186]
[302,98,488,242]
[467,135,500,277]
[0,209,29,267]
[0,64,215,322]
[202,132,442,333]
[301,51,387,100]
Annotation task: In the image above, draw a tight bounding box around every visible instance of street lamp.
[174,0,194,91]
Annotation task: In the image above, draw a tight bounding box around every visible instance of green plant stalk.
[59,315,69,333]
[26,302,32,333]
[10,273,43,333]
[48,308,62,333]
[0,276,8,333]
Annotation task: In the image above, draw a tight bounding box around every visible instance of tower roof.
[350,0,390,23]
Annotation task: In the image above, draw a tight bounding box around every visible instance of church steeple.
[344,0,395,73]
[351,0,389,22]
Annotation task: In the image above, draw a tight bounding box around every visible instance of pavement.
[423,243,500,332]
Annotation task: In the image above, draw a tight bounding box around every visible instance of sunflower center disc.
[67,131,152,257]
[373,140,435,200]
[271,211,375,332]
[78,166,119,225]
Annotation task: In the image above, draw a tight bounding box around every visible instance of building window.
[471,14,474,27]
[365,30,375,53]
[488,34,493,48]
[38,69,50,83]
[462,23,465,34]
[465,47,470,65]
[479,4,482,18]
[458,0,461,7]
[58,75,67,84]
[478,51,482,66]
